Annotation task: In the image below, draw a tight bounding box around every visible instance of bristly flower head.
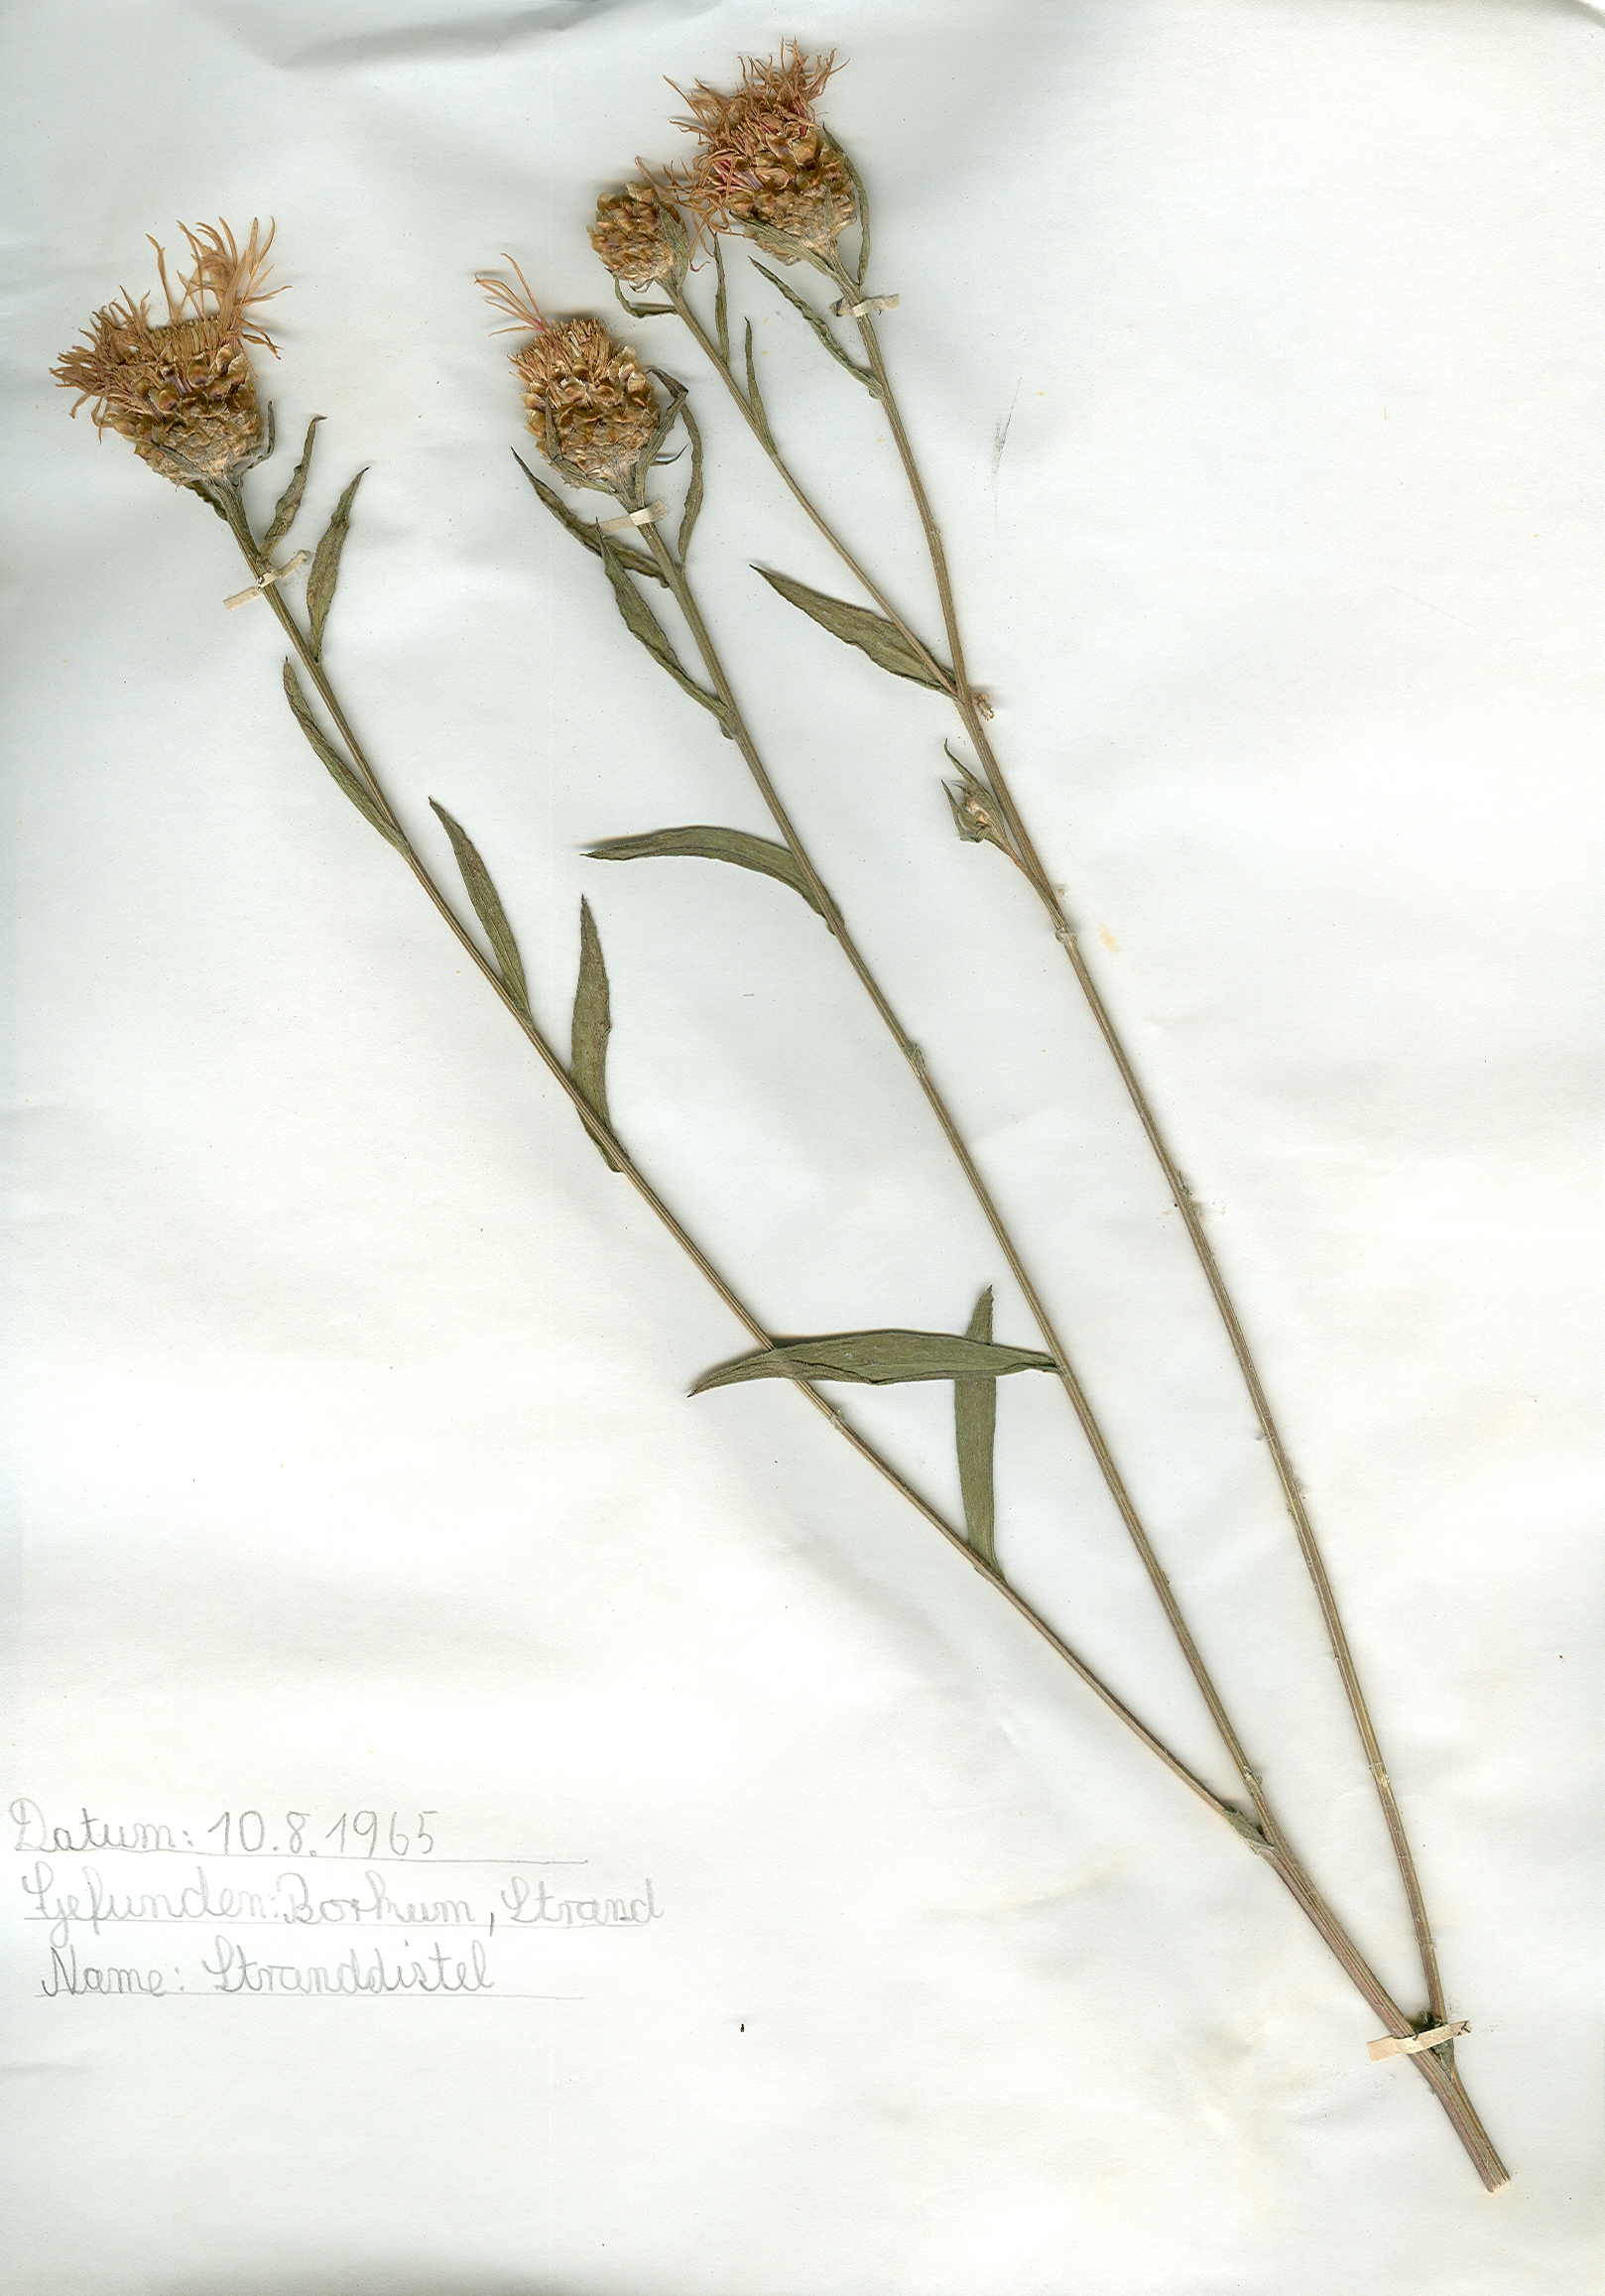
[670,43,854,261]
[53,220,281,486]
[480,262,660,489]
[589,182,678,291]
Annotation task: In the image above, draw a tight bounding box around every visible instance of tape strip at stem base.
[1367,2020,1469,2062]
[832,293,899,319]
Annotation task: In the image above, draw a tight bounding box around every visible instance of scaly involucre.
[671,43,854,259]
[53,219,281,485]
[590,183,678,289]
[480,264,661,487]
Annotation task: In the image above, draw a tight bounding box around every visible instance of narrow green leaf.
[750,260,882,396]
[511,451,665,583]
[741,219,830,275]
[678,402,705,565]
[955,1287,998,1569]
[658,201,691,288]
[598,533,735,737]
[691,1329,1058,1395]
[756,567,951,694]
[743,319,775,450]
[263,416,322,554]
[826,132,873,288]
[612,278,676,320]
[305,468,366,662]
[585,825,824,917]
[429,800,530,1013]
[282,660,406,851]
[713,237,730,364]
[571,896,620,1171]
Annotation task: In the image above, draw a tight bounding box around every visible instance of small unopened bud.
[590,184,677,290]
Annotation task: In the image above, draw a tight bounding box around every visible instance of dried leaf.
[598,533,735,737]
[825,131,873,288]
[756,567,951,694]
[571,897,619,1171]
[743,319,775,450]
[750,260,882,396]
[584,825,824,917]
[611,278,676,321]
[305,468,366,662]
[512,451,666,583]
[691,1329,1057,1394]
[713,237,730,365]
[678,401,704,564]
[955,1287,998,1569]
[658,201,691,288]
[429,800,530,1013]
[282,660,406,851]
[263,416,322,555]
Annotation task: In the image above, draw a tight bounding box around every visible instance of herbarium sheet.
[3,2,1600,2290]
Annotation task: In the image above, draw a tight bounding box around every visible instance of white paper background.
[2,1,1601,2289]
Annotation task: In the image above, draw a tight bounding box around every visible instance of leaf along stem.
[622,430,1508,2194]
[203,471,1227,1827]
[831,269,1462,2040]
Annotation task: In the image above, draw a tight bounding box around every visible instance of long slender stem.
[211,483,1227,1823]
[628,433,1507,2189]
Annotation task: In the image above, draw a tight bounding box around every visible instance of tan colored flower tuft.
[589,182,677,290]
[480,263,661,488]
[670,43,854,260]
[53,219,281,486]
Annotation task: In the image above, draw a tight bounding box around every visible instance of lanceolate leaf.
[750,259,882,396]
[512,452,665,583]
[679,401,705,564]
[598,533,735,737]
[691,1329,1057,1394]
[305,468,366,662]
[584,825,824,918]
[429,800,530,1013]
[743,319,775,450]
[755,567,952,695]
[282,661,406,851]
[571,897,619,1171]
[263,415,322,555]
[713,237,730,365]
[955,1287,998,1569]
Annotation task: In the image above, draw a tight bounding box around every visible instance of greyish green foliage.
[429,800,530,1013]
[598,532,736,736]
[692,1329,1057,1394]
[263,415,322,555]
[756,567,950,694]
[750,259,881,396]
[306,468,366,661]
[282,660,406,850]
[513,452,666,584]
[570,897,619,1171]
[679,402,705,562]
[743,319,775,450]
[584,825,824,917]
[956,1287,999,1568]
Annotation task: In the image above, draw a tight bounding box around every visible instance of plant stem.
[208,480,1229,1822]
[632,473,1508,2191]
[804,254,1455,2036]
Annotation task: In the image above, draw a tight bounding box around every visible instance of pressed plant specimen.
[472,45,1511,2188]
[52,176,1506,2188]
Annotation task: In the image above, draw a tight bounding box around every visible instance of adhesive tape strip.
[599,501,667,533]
[1367,2020,1468,2062]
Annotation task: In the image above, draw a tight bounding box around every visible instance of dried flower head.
[590,182,677,290]
[53,219,281,486]
[671,43,854,260]
[480,264,661,488]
